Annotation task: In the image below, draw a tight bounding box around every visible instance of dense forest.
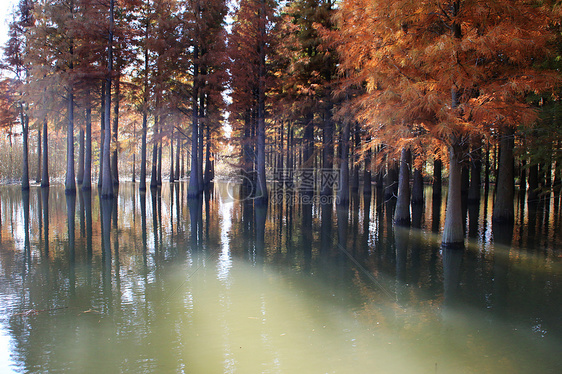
[0,0,561,248]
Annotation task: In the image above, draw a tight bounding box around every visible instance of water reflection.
[0,183,560,373]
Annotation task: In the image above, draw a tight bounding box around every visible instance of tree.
[335,0,559,247]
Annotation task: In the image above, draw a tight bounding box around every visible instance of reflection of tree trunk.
[100,197,113,308]
[442,144,464,248]
[493,127,514,224]
[255,205,267,266]
[394,148,411,226]
[83,190,92,266]
[442,248,463,307]
[42,188,49,257]
[66,193,76,296]
[151,189,159,256]
[22,190,31,266]
[302,202,312,271]
[188,197,203,250]
[394,227,409,305]
[140,191,147,266]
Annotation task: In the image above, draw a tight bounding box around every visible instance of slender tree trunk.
[21,107,30,191]
[150,115,159,189]
[492,127,515,224]
[394,147,411,226]
[140,110,148,191]
[111,77,120,186]
[100,0,115,199]
[157,121,163,186]
[170,127,175,182]
[411,158,424,205]
[528,163,539,202]
[132,122,136,183]
[36,127,41,184]
[175,131,180,181]
[433,157,442,198]
[65,87,76,194]
[337,121,350,205]
[82,94,92,191]
[77,124,84,185]
[41,118,49,187]
[363,139,372,195]
[468,142,482,204]
[187,41,200,197]
[99,82,105,188]
[204,124,212,186]
[322,108,334,196]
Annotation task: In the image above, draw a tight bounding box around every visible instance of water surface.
[0,183,560,373]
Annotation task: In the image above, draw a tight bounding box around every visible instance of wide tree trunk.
[442,144,464,248]
[492,127,515,224]
[394,147,411,226]
[65,87,76,194]
[82,96,92,191]
[41,118,49,187]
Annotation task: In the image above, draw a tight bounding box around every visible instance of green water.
[0,183,560,373]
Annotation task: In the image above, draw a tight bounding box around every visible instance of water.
[0,183,560,373]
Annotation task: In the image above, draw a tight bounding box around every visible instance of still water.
[0,182,560,373]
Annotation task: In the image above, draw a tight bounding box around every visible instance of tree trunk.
[411,160,424,205]
[41,118,49,187]
[528,163,539,202]
[140,110,148,191]
[187,41,201,197]
[433,157,442,197]
[363,139,372,195]
[170,127,175,182]
[255,0,268,204]
[36,127,41,184]
[65,87,76,194]
[77,124,84,185]
[442,144,464,248]
[467,143,482,204]
[394,147,411,226]
[337,121,350,205]
[111,77,120,186]
[100,0,115,199]
[82,94,92,191]
[175,130,181,181]
[98,82,105,189]
[21,107,30,191]
[322,107,334,196]
[150,115,159,189]
[492,127,515,224]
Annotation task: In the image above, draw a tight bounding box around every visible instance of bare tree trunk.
[442,143,464,248]
[100,0,115,199]
[394,147,411,226]
[82,94,92,191]
[411,157,424,205]
[187,40,201,197]
[337,121,350,205]
[36,127,41,184]
[65,86,76,194]
[150,115,159,189]
[41,118,49,187]
[170,127,175,182]
[77,123,84,185]
[98,82,105,188]
[112,77,120,186]
[493,127,515,224]
[21,106,30,191]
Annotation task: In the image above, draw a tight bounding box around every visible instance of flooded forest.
[0,0,561,373]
